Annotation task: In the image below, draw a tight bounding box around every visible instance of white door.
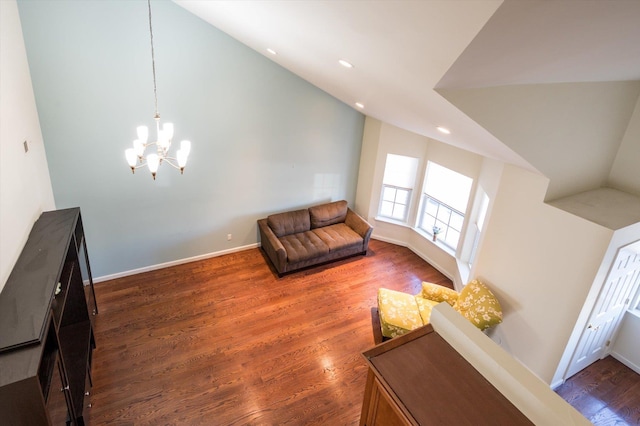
[565,246,640,379]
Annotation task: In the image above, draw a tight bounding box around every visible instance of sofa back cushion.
[309,200,348,229]
[455,279,503,331]
[267,209,311,237]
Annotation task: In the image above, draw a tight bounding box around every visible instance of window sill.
[375,216,412,228]
[373,217,456,256]
[412,227,456,257]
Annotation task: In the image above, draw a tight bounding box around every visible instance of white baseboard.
[94,237,454,285]
[406,242,455,283]
[611,351,640,375]
[550,379,565,390]
[93,243,259,283]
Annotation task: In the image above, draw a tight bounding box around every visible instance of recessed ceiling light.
[338,59,354,68]
[437,126,451,134]
[355,102,364,109]
[267,48,277,55]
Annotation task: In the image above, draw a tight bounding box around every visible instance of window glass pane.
[445,229,460,247]
[382,186,396,202]
[450,212,464,231]
[436,205,451,223]
[383,154,420,188]
[426,198,438,216]
[393,205,406,220]
[380,201,394,217]
[477,192,490,231]
[424,162,473,213]
[421,212,435,230]
[395,188,410,205]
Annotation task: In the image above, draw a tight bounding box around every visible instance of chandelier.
[125,0,190,180]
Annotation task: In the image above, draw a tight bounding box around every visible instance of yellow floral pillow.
[414,296,440,325]
[420,282,459,307]
[377,288,423,337]
[455,279,503,331]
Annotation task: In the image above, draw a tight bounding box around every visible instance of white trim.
[93,243,259,283]
[374,216,411,228]
[371,234,407,248]
[406,240,456,283]
[412,226,456,257]
[611,351,640,375]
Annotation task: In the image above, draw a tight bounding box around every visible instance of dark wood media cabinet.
[0,208,98,425]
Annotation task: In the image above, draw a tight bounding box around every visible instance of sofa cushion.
[420,282,459,307]
[309,200,348,229]
[414,296,440,325]
[279,231,329,263]
[377,288,423,338]
[267,209,311,238]
[455,279,503,331]
[312,223,363,252]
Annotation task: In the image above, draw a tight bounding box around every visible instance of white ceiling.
[174,0,640,171]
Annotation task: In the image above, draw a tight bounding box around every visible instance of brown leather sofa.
[258,200,373,276]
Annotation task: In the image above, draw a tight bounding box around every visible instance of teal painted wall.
[18,0,364,277]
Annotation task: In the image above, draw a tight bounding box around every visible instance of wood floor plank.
[88,240,451,425]
[556,356,640,426]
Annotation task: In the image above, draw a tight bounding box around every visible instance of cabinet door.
[47,357,72,425]
[362,372,411,426]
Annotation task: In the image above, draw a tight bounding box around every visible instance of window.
[468,191,489,266]
[418,162,473,249]
[379,154,419,222]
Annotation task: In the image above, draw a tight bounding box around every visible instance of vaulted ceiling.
[175,0,640,199]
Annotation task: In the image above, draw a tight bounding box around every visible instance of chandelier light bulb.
[133,139,145,157]
[125,149,137,170]
[177,149,188,171]
[157,129,168,150]
[163,123,174,140]
[180,140,191,156]
[136,126,149,144]
[147,153,160,179]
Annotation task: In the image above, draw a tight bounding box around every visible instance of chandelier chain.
[147,0,159,118]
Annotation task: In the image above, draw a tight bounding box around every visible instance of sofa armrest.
[258,218,287,273]
[345,208,373,249]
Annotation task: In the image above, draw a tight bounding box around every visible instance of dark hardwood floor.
[89,239,451,425]
[556,356,640,426]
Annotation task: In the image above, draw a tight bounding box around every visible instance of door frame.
[552,239,640,389]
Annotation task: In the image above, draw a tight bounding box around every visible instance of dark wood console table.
[360,325,534,425]
[0,208,98,425]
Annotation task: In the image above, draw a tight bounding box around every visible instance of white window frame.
[378,154,419,224]
[417,161,473,250]
[379,184,412,222]
[467,191,489,267]
[418,195,465,250]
